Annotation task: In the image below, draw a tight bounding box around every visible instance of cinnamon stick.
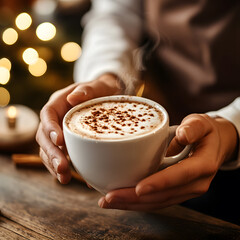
[11,154,85,182]
[12,154,43,167]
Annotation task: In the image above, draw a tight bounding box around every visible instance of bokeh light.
[7,106,17,118]
[61,42,82,62]
[36,22,56,41]
[15,12,32,30]
[33,0,57,16]
[0,87,10,107]
[0,58,12,71]
[28,58,47,77]
[0,67,10,85]
[22,48,39,65]
[2,28,18,45]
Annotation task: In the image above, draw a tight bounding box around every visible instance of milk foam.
[66,101,163,140]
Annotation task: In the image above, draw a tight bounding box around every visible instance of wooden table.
[0,153,240,240]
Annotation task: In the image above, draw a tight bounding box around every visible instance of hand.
[36,74,123,184]
[98,114,238,210]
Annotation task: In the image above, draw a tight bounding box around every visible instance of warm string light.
[15,13,32,30]
[0,87,10,107]
[22,48,48,77]
[0,57,11,85]
[0,58,12,71]
[0,67,10,85]
[1,11,82,83]
[36,22,56,41]
[22,48,39,65]
[2,28,18,45]
[61,42,82,62]
[28,58,47,77]
[0,59,11,104]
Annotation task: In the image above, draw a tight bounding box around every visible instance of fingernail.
[177,127,187,141]
[178,126,193,143]
[71,90,87,97]
[105,194,123,203]
[50,131,58,145]
[98,197,107,208]
[57,173,62,183]
[136,185,154,196]
[52,158,60,173]
[81,90,87,96]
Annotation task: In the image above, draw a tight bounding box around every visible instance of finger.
[176,114,213,145]
[98,193,197,211]
[67,85,95,106]
[67,74,122,106]
[40,106,65,146]
[105,188,138,203]
[40,84,78,146]
[40,147,72,184]
[167,114,213,156]
[135,149,216,197]
[137,177,210,204]
[39,148,57,178]
[105,176,210,204]
[56,171,72,185]
[36,124,71,176]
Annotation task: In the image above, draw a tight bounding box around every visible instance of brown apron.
[142,0,240,124]
[141,0,240,225]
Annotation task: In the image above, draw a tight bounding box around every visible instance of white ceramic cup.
[63,95,191,194]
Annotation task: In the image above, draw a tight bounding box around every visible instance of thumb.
[176,114,213,145]
[67,74,120,106]
[67,85,94,106]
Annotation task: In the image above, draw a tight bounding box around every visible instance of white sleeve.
[73,0,143,94]
[207,97,240,170]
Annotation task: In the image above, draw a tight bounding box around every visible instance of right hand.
[36,74,123,184]
[98,114,238,211]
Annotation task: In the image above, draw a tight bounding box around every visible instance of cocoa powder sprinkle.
[69,100,163,139]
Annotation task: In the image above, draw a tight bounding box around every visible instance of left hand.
[36,74,122,184]
[98,114,238,211]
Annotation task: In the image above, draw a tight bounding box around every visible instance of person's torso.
[144,0,240,114]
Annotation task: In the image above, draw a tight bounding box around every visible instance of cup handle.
[160,125,192,169]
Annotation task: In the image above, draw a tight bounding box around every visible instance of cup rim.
[63,95,169,142]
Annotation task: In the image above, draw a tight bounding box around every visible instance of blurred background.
[0,0,91,110]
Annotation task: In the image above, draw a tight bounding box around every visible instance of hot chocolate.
[66,100,164,140]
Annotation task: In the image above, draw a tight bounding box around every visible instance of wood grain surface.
[0,154,240,240]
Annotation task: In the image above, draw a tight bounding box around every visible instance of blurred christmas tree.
[0,0,90,110]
